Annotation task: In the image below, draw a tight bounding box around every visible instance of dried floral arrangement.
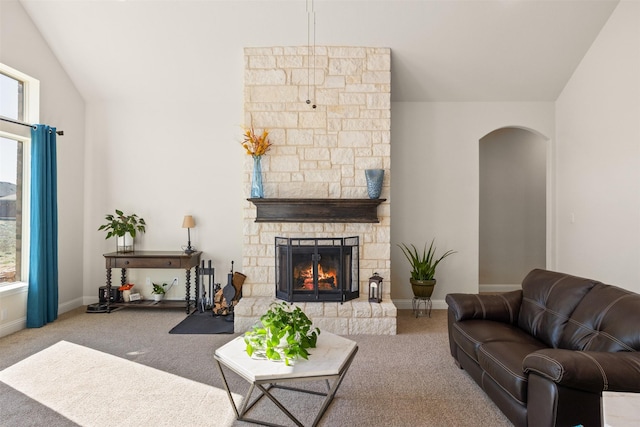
[241,127,272,157]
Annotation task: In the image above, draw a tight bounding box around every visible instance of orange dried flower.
[241,127,272,157]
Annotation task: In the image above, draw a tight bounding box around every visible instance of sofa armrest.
[524,349,640,393]
[445,290,522,324]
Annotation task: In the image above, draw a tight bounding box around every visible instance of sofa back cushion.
[518,269,599,348]
[560,283,640,351]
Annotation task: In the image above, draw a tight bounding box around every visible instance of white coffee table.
[214,331,358,427]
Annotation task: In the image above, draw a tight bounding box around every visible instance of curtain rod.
[0,116,64,136]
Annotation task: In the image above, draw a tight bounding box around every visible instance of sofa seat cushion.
[452,319,543,363]
[479,340,547,405]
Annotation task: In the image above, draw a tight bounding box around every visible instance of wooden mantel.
[247,198,386,223]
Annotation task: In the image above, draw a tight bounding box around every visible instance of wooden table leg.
[106,268,112,312]
[185,268,191,314]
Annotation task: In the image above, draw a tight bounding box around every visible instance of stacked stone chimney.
[235,46,395,334]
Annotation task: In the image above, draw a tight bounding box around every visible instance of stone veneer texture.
[237,46,395,334]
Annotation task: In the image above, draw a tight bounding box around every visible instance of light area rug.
[603,392,640,427]
[0,340,239,427]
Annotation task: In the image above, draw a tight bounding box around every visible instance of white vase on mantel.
[116,233,134,253]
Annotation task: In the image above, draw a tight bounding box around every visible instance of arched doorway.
[479,127,547,290]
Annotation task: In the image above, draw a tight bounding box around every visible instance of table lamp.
[182,215,196,254]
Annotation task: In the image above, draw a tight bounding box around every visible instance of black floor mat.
[169,310,234,334]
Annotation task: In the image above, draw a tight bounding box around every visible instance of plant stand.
[412,296,432,318]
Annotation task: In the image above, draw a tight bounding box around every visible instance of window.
[0,72,24,120]
[0,136,23,283]
[0,64,38,286]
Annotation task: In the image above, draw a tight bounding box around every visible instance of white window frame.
[0,63,39,289]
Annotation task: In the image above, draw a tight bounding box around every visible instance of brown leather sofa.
[445,269,640,427]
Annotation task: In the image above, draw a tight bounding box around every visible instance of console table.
[103,251,202,313]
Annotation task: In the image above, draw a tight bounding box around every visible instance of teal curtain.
[26,124,58,328]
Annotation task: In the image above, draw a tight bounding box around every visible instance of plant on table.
[98,209,146,253]
[98,209,146,239]
[151,282,169,302]
[151,283,167,295]
[244,301,320,366]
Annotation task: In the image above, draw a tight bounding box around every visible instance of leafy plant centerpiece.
[244,301,320,366]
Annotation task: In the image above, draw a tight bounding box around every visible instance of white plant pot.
[153,293,163,302]
[116,233,135,253]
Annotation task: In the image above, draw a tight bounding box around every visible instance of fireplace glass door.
[275,237,359,302]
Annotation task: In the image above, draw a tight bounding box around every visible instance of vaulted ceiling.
[19,0,619,103]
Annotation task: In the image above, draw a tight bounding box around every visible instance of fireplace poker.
[208,259,213,309]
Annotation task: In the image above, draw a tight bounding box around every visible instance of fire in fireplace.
[275,237,359,302]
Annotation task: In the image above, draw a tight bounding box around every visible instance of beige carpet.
[0,308,514,426]
[0,340,239,427]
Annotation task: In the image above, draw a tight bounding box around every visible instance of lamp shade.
[182,215,195,228]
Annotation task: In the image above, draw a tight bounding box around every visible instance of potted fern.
[98,209,146,253]
[398,239,456,298]
[244,301,320,366]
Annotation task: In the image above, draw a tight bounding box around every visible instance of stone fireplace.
[235,46,396,335]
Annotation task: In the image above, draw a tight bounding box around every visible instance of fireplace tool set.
[197,260,246,319]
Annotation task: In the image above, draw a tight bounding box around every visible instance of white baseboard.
[59,297,84,314]
[83,296,100,306]
[0,317,26,338]
[0,297,85,339]
[479,284,521,293]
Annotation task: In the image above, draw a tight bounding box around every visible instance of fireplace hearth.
[275,237,359,303]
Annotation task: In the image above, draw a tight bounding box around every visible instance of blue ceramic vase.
[365,169,384,199]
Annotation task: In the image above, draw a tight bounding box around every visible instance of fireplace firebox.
[275,237,359,302]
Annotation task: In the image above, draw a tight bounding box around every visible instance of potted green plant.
[98,209,146,253]
[244,301,320,366]
[398,239,456,298]
[151,283,167,302]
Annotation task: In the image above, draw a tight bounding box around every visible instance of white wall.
[556,0,640,291]
[0,0,85,334]
[390,102,554,306]
[82,99,246,299]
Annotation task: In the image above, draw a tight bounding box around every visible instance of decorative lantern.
[368,272,383,303]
